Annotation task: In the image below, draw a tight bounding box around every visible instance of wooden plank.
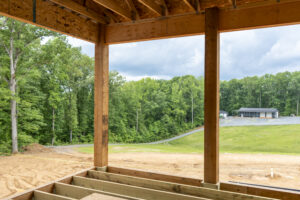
[0,0,99,43]
[106,13,205,44]
[88,170,276,200]
[55,182,140,200]
[204,7,220,185]
[72,176,210,200]
[220,182,300,200]
[105,1,300,44]
[183,0,197,11]
[137,0,163,16]
[5,167,93,200]
[49,0,107,24]
[125,0,140,20]
[81,193,127,200]
[107,166,203,187]
[93,0,131,20]
[34,190,76,200]
[94,24,109,167]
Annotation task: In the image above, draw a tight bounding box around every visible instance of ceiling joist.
[50,0,107,24]
[93,0,132,20]
[137,0,164,16]
[125,0,140,20]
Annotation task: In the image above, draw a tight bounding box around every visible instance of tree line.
[0,17,299,154]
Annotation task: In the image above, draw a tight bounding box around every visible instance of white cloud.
[66,25,300,81]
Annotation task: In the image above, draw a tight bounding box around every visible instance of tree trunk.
[136,108,138,132]
[51,108,55,146]
[191,94,194,125]
[297,95,299,116]
[9,35,18,154]
[70,129,73,143]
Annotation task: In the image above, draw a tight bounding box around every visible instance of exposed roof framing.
[183,0,200,12]
[92,0,132,20]
[50,0,107,24]
[137,0,164,16]
[125,0,140,20]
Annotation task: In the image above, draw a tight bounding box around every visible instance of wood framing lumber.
[204,7,220,185]
[55,182,140,200]
[94,24,109,167]
[49,0,107,24]
[107,166,203,186]
[92,0,132,20]
[0,0,99,43]
[137,0,163,16]
[34,190,76,200]
[105,1,300,44]
[81,193,128,200]
[220,182,300,200]
[87,170,276,200]
[72,176,210,200]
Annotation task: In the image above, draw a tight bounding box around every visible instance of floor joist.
[88,170,275,200]
[72,176,210,200]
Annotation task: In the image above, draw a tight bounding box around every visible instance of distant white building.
[220,110,228,118]
[238,108,279,118]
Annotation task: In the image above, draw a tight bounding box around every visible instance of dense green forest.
[0,17,299,154]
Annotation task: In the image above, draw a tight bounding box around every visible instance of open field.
[78,124,300,154]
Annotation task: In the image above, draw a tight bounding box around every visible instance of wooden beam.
[34,191,75,200]
[204,7,220,185]
[107,166,203,187]
[94,24,109,167]
[88,170,276,200]
[106,13,205,44]
[0,0,99,43]
[49,0,106,24]
[220,182,300,200]
[93,0,131,20]
[72,176,209,200]
[125,0,140,20]
[137,0,163,16]
[106,1,300,44]
[183,0,197,11]
[54,182,138,200]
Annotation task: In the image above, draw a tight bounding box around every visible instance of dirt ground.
[1,149,300,199]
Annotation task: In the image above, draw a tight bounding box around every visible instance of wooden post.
[94,25,109,167]
[204,7,220,185]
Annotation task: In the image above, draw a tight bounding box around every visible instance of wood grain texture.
[220,182,300,200]
[107,166,203,186]
[88,170,276,200]
[72,176,209,200]
[93,0,132,20]
[106,1,300,44]
[204,7,220,185]
[94,25,109,167]
[0,0,99,42]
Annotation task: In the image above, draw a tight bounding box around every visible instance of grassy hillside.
[78,124,300,155]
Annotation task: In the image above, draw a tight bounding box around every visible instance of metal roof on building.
[238,108,278,113]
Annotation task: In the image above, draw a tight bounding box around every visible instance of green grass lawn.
[77,124,300,155]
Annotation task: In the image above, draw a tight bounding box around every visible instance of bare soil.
[1,150,300,199]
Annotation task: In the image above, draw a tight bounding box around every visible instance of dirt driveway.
[1,151,300,199]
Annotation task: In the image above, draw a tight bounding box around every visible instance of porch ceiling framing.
[1,0,300,199]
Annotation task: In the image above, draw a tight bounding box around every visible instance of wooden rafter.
[93,0,132,20]
[125,0,140,20]
[50,0,107,24]
[183,0,201,12]
[183,0,196,11]
[161,0,169,16]
[137,0,163,16]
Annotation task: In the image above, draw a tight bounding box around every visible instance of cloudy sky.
[68,24,300,81]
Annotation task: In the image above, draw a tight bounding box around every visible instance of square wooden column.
[204,7,220,185]
[94,25,109,167]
